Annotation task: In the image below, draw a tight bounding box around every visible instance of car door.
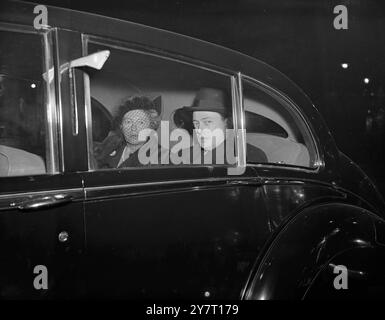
[0,24,86,298]
[241,77,346,229]
[80,36,271,299]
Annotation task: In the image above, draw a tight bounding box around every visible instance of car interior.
[243,91,311,167]
[0,30,47,177]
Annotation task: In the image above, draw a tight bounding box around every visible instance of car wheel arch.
[242,202,385,300]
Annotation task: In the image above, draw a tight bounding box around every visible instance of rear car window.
[242,79,318,168]
[0,29,49,177]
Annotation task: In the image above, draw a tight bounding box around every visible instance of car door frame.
[0,21,87,298]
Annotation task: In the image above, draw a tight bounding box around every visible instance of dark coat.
[93,131,144,169]
[184,142,267,165]
[97,142,145,169]
[93,131,267,168]
[93,131,166,169]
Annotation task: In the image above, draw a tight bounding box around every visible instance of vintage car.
[0,0,385,299]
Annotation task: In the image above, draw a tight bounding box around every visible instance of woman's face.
[121,109,152,144]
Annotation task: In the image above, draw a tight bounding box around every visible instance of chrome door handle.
[15,194,73,211]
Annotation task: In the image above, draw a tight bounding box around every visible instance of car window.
[0,29,50,177]
[85,38,236,170]
[242,79,318,168]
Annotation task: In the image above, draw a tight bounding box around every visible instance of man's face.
[192,111,227,151]
[121,109,151,145]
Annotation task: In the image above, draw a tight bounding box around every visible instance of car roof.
[3,1,311,108]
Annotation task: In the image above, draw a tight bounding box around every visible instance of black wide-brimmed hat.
[180,87,230,115]
[173,88,231,132]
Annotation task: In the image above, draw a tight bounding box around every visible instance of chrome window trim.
[240,74,324,174]
[81,34,242,173]
[82,34,96,171]
[84,176,262,200]
[52,28,65,172]
[0,23,60,174]
[83,175,338,201]
[235,72,247,170]
[247,162,321,174]
[84,176,251,192]
[83,72,94,170]
[69,67,79,136]
[43,29,60,174]
[84,35,236,77]
[0,22,41,34]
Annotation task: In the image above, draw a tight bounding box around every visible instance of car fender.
[242,202,385,300]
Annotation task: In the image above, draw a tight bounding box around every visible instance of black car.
[0,0,385,299]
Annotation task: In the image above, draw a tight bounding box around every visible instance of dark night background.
[27,0,385,196]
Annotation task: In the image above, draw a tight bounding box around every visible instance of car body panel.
[304,246,385,299]
[0,173,85,299]
[243,203,382,300]
[82,168,270,298]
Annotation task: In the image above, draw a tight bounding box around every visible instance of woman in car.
[94,95,163,169]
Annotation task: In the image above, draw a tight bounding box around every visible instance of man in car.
[176,87,267,165]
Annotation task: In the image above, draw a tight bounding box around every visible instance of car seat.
[0,144,46,176]
[246,133,310,167]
